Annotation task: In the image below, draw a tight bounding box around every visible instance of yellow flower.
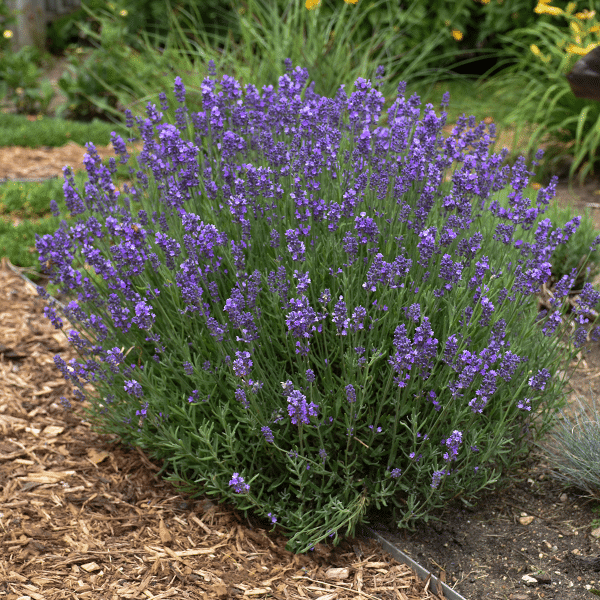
[530,44,551,62]
[576,9,596,20]
[306,0,320,8]
[452,29,463,41]
[591,25,600,32]
[344,0,359,4]
[570,21,581,33]
[566,42,599,55]
[2,30,12,39]
[565,2,576,15]
[480,0,491,4]
[120,9,128,17]
[531,182,542,190]
[534,3,563,15]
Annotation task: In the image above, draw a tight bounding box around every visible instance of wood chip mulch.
[0,258,444,600]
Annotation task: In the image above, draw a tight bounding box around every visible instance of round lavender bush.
[36,60,599,552]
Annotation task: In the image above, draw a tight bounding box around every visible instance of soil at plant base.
[3,116,600,598]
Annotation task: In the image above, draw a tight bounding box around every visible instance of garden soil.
[3,142,600,600]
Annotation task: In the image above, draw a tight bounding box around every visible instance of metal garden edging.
[360,526,469,600]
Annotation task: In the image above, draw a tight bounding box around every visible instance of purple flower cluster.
[388,317,438,387]
[232,350,253,378]
[285,295,325,355]
[229,472,250,494]
[441,430,463,461]
[285,384,319,425]
[528,368,551,391]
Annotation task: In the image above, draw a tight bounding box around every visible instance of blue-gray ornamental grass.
[36,59,600,553]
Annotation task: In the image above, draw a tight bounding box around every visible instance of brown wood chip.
[0,258,441,599]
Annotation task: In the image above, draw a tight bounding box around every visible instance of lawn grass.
[0,112,129,147]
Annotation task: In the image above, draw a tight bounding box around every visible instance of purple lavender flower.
[469,369,497,413]
[294,270,311,293]
[342,231,359,262]
[350,305,367,331]
[354,212,379,244]
[412,317,438,375]
[235,387,249,408]
[517,397,532,411]
[404,303,420,322]
[124,380,143,397]
[43,305,63,329]
[287,388,319,425]
[431,469,447,489]
[574,327,588,348]
[285,228,306,261]
[551,270,576,307]
[442,429,462,461]
[285,295,323,355]
[133,300,155,330]
[577,282,600,314]
[105,347,125,373]
[478,296,495,327]
[208,59,217,77]
[528,368,551,391]
[269,229,280,248]
[498,351,522,382]
[331,296,350,335]
[345,384,357,403]
[319,289,331,304]
[206,316,228,341]
[229,472,250,494]
[268,267,290,306]
[261,426,274,443]
[35,66,587,537]
[363,252,412,291]
[232,350,253,377]
[417,227,437,266]
[542,311,562,337]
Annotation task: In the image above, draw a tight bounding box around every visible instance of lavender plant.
[36,61,600,553]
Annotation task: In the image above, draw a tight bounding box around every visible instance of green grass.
[408,75,525,128]
[0,214,67,271]
[0,112,129,147]
[0,160,117,278]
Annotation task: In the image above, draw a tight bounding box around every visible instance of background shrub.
[485,1,600,180]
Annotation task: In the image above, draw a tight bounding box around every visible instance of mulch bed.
[0,257,441,600]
